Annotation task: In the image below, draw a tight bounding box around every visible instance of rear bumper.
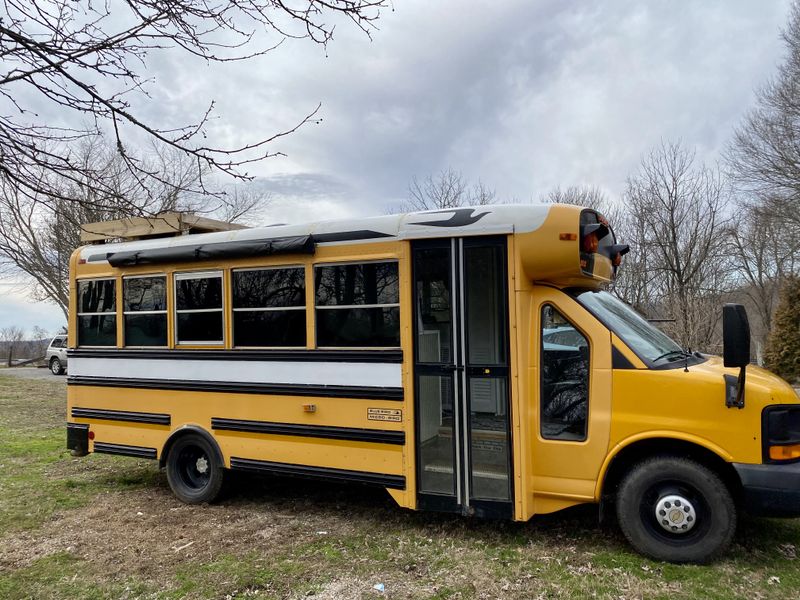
[733,461,800,518]
[67,422,89,457]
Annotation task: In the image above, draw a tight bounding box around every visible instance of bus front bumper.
[733,462,800,518]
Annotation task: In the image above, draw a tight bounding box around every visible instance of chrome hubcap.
[195,456,209,474]
[655,494,696,534]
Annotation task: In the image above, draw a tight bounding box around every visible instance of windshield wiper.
[652,349,690,363]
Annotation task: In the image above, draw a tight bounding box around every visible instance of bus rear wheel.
[166,434,225,504]
[616,456,736,564]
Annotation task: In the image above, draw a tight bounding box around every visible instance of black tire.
[50,357,64,375]
[616,456,736,564]
[165,434,225,504]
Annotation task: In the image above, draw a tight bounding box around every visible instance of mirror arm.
[726,365,746,409]
[736,365,746,409]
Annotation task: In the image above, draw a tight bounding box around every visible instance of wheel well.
[159,426,224,469]
[601,438,742,503]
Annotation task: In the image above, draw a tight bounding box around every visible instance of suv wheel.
[50,357,64,375]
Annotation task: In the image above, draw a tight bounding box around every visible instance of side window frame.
[123,274,168,347]
[76,277,117,347]
[231,265,307,348]
[314,259,401,349]
[173,270,225,346]
[539,303,590,442]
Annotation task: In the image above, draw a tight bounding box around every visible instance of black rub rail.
[211,418,405,445]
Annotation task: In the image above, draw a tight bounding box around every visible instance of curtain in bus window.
[77,279,116,346]
[315,262,400,347]
[232,267,306,347]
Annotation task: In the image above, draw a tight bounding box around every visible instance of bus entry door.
[412,237,513,519]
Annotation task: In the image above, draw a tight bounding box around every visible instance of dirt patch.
[0,464,602,598]
[0,474,355,584]
[3,375,800,599]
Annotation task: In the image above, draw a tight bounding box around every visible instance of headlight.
[763,405,800,463]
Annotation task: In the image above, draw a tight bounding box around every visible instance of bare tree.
[545,185,609,209]
[727,199,800,349]
[0,137,269,317]
[29,326,51,359]
[726,1,800,226]
[401,168,497,212]
[0,0,384,210]
[625,141,732,351]
[0,326,25,366]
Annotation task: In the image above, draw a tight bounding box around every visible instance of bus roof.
[78,204,561,267]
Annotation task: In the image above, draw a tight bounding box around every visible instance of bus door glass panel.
[540,305,589,441]
[413,237,512,516]
[464,243,510,502]
[414,246,456,496]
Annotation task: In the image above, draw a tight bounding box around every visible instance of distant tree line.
[0,325,52,366]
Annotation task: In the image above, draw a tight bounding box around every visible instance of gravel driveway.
[0,367,66,382]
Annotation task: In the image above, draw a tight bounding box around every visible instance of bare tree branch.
[726,1,800,227]
[0,0,385,208]
[624,140,732,351]
[0,135,270,315]
[398,167,498,212]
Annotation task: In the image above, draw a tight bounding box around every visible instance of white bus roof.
[78,204,555,267]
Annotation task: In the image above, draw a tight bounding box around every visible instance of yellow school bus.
[66,204,800,563]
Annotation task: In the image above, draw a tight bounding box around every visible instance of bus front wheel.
[166,434,225,504]
[616,456,736,564]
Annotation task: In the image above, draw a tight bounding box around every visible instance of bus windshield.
[572,289,685,364]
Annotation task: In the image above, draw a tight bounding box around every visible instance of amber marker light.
[769,444,800,461]
[559,233,577,241]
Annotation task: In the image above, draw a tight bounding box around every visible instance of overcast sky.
[1,0,793,334]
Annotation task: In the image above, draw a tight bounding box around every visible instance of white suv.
[46,335,68,375]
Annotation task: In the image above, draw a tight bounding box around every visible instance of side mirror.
[722,304,751,368]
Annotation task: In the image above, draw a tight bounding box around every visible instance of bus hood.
[693,355,799,406]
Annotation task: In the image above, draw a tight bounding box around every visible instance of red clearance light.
[559,233,577,241]
[88,430,95,440]
[78,258,86,264]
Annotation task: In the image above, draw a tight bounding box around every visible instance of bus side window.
[123,275,168,346]
[540,305,589,441]
[77,278,117,346]
[232,267,306,347]
[174,271,224,345]
[314,261,400,348]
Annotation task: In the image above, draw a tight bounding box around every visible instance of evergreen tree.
[764,276,800,383]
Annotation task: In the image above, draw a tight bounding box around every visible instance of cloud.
[248,173,362,224]
[156,0,789,215]
[49,0,787,217]
[0,287,65,335]
[0,0,793,321]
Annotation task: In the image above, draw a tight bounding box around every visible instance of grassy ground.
[0,375,798,599]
